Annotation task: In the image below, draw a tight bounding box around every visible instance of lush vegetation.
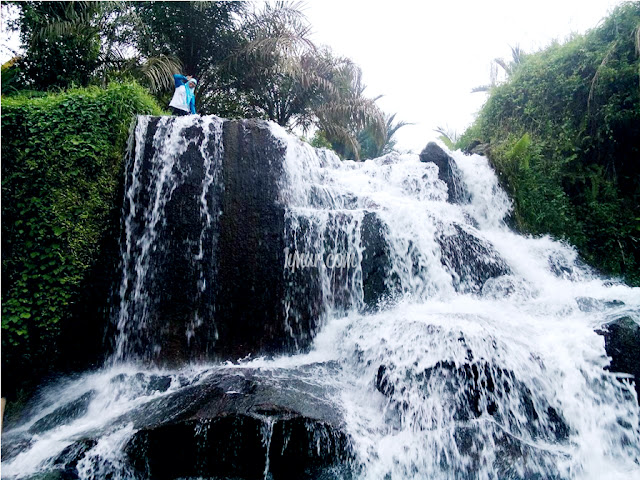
[1,83,163,398]
[457,3,640,285]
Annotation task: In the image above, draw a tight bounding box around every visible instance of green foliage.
[9,1,391,160]
[437,135,455,150]
[8,1,185,95]
[458,2,640,285]
[310,130,334,150]
[13,1,102,90]
[358,113,413,160]
[508,133,531,170]
[130,1,246,77]
[129,0,246,108]
[2,57,22,94]
[1,82,162,395]
[224,3,385,160]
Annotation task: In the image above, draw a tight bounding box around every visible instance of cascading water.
[2,115,639,480]
[114,115,224,363]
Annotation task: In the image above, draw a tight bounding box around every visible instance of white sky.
[304,0,624,152]
[1,1,623,153]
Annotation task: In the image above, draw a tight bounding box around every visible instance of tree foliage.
[6,0,185,93]
[458,2,640,285]
[218,3,386,160]
[11,0,102,89]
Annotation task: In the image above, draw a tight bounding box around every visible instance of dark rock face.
[118,117,221,365]
[375,356,570,478]
[118,118,299,364]
[282,214,325,348]
[29,390,97,434]
[119,369,354,480]
[375,360,569,441]
[419,142,470,204]
[360,212,393,308]
[52,439,98,479]
[4,369,354,479]
[463,140,490,156]
[436,224,511,293]
[598,316,640,402]
[126,415,351,480]
[121,116,426,364]
[215,120,288,358]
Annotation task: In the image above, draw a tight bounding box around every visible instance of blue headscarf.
[184,79,196,105]
[184,78,197,114]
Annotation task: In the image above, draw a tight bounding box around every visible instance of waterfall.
[2,115,639,480]
[114,115,224,363]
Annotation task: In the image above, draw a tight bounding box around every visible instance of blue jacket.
[173,74,196,114]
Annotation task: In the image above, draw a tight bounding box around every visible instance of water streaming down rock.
[2,115,640,480]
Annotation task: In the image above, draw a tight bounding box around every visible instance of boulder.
[29,390,96,434]
[120,368,354,480]
[6,368,354,480]
[419,142,470,204]
[598,316,640,402]
[360,212,393,308]
[436,224,511,293]
[375,358,570,478]
[462,140,491,156]
[215,119,289,358]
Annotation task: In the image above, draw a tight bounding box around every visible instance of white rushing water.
[2,117,639,479]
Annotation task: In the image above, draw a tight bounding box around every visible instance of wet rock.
[119,117,221,364]
[375,359,570,444]
[576,297,625,312]
[29,391,96,434]
[320,212,365,314]
[51,439,98,479]
[282,214,325,347]
[598,316,640,402]
[436,224,511,293]
[126,415,351,480]
[120,117,316,364]
[138,373,172,393]
[454,423,565,480]
[360,212,392,308]
[19,368,354,479]
[481,275,536,300]
[419,142,470,204]
[109,373,173,395]
[22,472,74,480]
[1,434,33,463]
[120,369,353,480]
[463,140,490,156]
[216,119,289,358]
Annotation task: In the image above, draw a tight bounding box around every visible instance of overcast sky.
[304,0,624,152]
[1,1,624,153]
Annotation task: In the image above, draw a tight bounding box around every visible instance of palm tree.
[358,112,414,159]
[223,2,384,160]
[128,0,245,100]
[433,125,459,150]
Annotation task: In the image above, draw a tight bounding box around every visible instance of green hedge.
[458,3,640,285]
[1,82,163,397]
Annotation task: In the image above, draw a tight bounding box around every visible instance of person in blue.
[169,74,197,115]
